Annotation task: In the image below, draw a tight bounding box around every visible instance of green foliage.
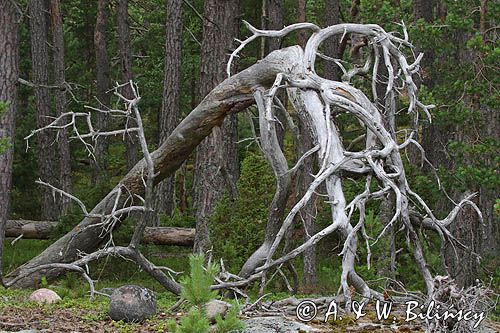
[180,254,219,309]
[168,307,210,333]
[209,152,275,272]
[169,254,245,333]
[213,305,246,333]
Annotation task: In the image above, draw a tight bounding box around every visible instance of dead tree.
[6,82,181,295]
[5,23,481,311]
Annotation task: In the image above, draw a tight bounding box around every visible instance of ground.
[1,241,498,332]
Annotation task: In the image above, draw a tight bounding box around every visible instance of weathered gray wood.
[5,220,194,246]
[142,227,194,246]
[6,46,303,287]
[5,220,58,239]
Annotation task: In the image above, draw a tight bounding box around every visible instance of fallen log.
[142,227,195,247]
[5,220,58,239]
[5,220,194,246]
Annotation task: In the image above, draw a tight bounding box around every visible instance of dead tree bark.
[93,0,111,184]
[117,0,140,171]
[5,220,194,246]
[6,47,301,287]
[0,0,20,284]
[142,227,194,246]
[29,0,60,220]
[5,220,58,239]
[152,0,184,224]
[50,0,72,215]
[193,0,240,254]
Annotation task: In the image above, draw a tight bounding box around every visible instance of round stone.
[108,285,156,322]
[28,288,61,304]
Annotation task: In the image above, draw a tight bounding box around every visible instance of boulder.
[205,299,232,323]
[108,285,156,322]
[28,288,61,304]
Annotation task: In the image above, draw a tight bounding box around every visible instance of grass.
[2,237,499,331]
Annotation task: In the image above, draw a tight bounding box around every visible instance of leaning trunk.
[5,47,303,287]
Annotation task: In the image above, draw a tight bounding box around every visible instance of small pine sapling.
[168,254,245,333]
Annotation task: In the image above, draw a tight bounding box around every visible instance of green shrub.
[209,152,275,272]
[168,254,245,333]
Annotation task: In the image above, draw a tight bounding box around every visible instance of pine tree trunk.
[324,0,341,80]
[117,0,139,171]
[193,0,240,254]
[29,0,61,220]
[265,0,284,53]
[93,0,111,184]
[0,0,19,283]
[50,0,72,215]
[152,0,183,224]
[264,0,286,147]
[297,0,307,48]
[297,119,318,288]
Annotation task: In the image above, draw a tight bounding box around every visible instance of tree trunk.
[29,0,61,220]
[5,220,58,239]
[93,0,111,184]
[0,0,19,283]
[50,0,72,215]
[4,220,194,246]
[6,46,303,287]
[142,227,194,246]
[413,0,433,23]
[193,0,240,254]
[265,0,284,53]
[297,0,307,48]
[152,0,183,224]
[264,0,286,147]
[297,115,318,288]
[324,0,341,81]
[117,0,140,171]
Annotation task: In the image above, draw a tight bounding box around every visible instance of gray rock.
[108,285,156,322]
[28,288,61,304]
[243,316,314,333]
[205,299,232,323]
